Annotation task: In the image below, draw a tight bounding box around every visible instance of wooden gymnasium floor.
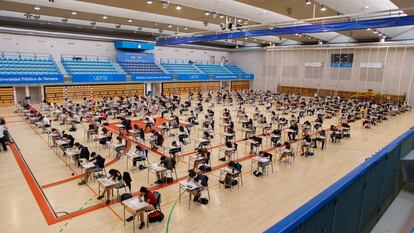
[1,101,414,233]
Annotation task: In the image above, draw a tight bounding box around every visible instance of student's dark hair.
[140,186,148,194]
[160,156,166,161]
[188,169,196,178]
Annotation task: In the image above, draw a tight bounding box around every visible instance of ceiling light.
[71,11,77,15]
[366,28,371,31]
[168,24,172,28]
[262,40,266,43]
[244,37,247,40]
[204,11,210,16]
[374,30,378,34]
[253,39,257,41]
[321,4,326,11]
[269,26,274,29]
[176,5,182,10]
[147,0,153,4]
[295,33,299,35]
[219,14,225,19]
[102,15,108,19]
[127,19,132,23]
[237,19,242,23]
[34,6,40,10]
[161,1,169,9]
[305,0,312,5]
[244,21,248,25]
[184,27,188,30]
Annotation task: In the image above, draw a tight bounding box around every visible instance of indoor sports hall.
[1,1,414,233]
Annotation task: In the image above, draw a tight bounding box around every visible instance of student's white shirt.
[0,125,5,138]
[43,118,50,125]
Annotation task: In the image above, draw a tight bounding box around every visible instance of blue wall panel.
[0,74,64,84]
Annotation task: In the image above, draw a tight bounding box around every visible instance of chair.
[93,158,106,180]
[116,171,131,200]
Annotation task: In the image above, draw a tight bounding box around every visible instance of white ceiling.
[317,0,414,38]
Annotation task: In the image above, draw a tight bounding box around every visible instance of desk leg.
[126,157,128,170]
[133,213,136,233]
[98,184,100,196]
[123,205,125,226]
[188,192,191,210]
[147,168,149,183]
[178,186,181,204]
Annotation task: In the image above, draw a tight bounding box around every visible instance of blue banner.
[115,41,155,50]
[175,74,210,81]
[117,52,155,63]
[241,74,254,80]
[157,15,414,45]
[132,74,173,81]
[212,74,241,80]
[71,74,126,83]
[0,74,64,84]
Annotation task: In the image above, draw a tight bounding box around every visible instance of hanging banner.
[0,74,64,84]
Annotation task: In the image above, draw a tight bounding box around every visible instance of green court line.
[58,197,94,233]
[166,190,186,233]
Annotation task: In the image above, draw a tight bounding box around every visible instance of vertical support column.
[12,86,17,106]
[40,85,45,101]
[24,85,30,104]
[146,83,153,96]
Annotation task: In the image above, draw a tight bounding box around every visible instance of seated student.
[73,142,90,166]
[287,123,298,141]
[188,170,208,202]
[132,124,145,142]
[149,130,164,150]
[271,129,282,147]
[43,116,51,128]
[98,128,112,145]
[315,129,326,150]
[219,161,242,188]
[341,122,351,138]
[114,136,127,157]
[168,141,181,159]
[279,141,293,161]
[62,134,75,149]
[300,134,313,156]
[159,121,169,136]
[330,125,341,142]
[225,126,235,142]
[177,126,189,144]
[87,123,99,141]
[362,117,372,128]
[244,122,256,140]
[126,186,158,229]
[195,132,211,150]
[132,145,147,168]
[145,116,155,131]
[253,151,272,177]
[156,156,175,183]
[193,148,210,170]
[97,169,124,204]
[248,135,262,154]
[219,141,236,161]
[78,152,105,185]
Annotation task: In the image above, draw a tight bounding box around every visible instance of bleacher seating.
[119,61,164,74]
[62,60,122,75]
[161,63,201,74]
[225,64,246,74]
[0,57,60,75]
[196,64,230,74]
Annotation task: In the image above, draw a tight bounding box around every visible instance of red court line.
[9,143,57,225]
[41,158,120,189]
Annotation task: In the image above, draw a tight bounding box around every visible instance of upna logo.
[137,44,142,49]
[93,76,108,81]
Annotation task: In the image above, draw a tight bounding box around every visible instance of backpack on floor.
[148,210,164,223]
[199,165,212,172]
[199,198,209,205]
